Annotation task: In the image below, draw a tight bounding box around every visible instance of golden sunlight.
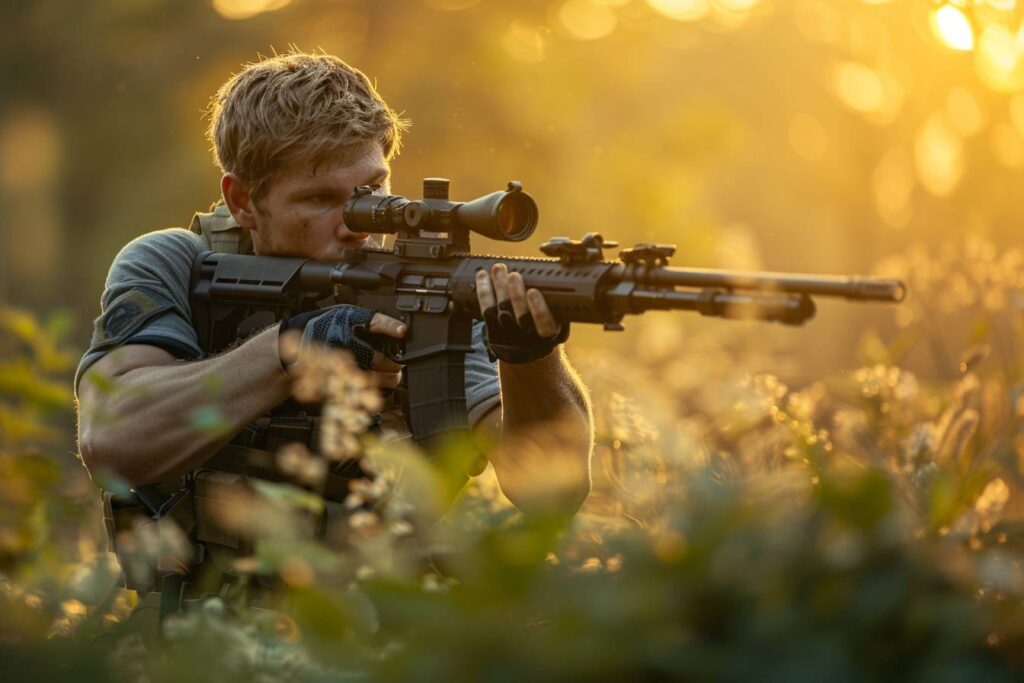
[830,61,903,123]
[930,5,975,52]
[423,0,484,10]
[211,0,292,21]
[977,23,1024,92]
[1009,92,1024,134]
[945,86,986,136]
[990,122,1024,167]
[503,23,547,63]
[832,62,885,112]
[872,148,914,229]
[715,0,761,10]
[558,0,618,40]
[788,113,828,161]
[646,0,710,22]
[914,112,963,196]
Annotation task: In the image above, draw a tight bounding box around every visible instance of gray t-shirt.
[77,228,502,427]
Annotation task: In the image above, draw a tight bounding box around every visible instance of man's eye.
[309,194,335,203]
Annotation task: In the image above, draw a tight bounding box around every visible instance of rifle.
[191,178,905,448]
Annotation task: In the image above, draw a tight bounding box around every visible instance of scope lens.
[496,193,537,241]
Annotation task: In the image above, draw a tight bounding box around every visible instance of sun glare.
[559,0,618,40]
[931,5,975,52]
[211,0,292,20]
[646,0,710,22]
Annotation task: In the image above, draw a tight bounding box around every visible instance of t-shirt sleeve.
[75,228,207,393]
[465,320,501,427]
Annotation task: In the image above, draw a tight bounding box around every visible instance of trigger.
[381,336,404,364]
[353,324,405,364]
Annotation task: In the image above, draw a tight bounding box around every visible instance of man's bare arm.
[473,264,594,518]
[481,349,594,518]
[77,326,292,485]
[77,313,406,486]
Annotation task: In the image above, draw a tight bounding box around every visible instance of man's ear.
[221,173,258,230]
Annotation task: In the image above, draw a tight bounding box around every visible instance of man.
[75,51,593,553]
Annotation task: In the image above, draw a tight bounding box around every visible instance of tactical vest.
[189,201,253,255]
[103,203,367,609]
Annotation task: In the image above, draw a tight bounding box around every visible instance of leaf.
[250,479,325,515]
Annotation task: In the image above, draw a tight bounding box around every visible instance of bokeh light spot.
[503,23,547,63]
[914,112,963,196]
[976,23,1024,92]
[211,0,292,20]
[646,0,710,22]
[716,0,761,10]
[830,61,902,123]
[559,0,619,40]
[832,62,885,113]
[930,5,975,52]
[422,0,483,10]
[0,108,61,192]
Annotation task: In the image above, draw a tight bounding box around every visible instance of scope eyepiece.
[343,179,538,242]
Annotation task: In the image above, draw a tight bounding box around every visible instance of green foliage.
[6,236,1024,682]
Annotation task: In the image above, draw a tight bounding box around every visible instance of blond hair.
[206,51,408,198]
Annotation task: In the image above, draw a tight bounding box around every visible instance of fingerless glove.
[280,305,377,369]
[483,299,569,364]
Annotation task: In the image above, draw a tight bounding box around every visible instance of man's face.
[247,142,390,260]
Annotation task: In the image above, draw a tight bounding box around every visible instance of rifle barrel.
[626,266,905,302]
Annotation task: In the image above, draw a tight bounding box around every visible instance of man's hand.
[280,305,406,389]
[476,263,569,364]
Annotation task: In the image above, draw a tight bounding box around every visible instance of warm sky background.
[2,0,1021,381]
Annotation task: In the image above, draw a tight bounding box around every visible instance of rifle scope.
[344,178,538,242]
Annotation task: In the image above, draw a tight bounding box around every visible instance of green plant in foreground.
[4,237,1024,682]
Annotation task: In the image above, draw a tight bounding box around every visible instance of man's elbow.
[77,430,104,479]
[500,443,593,520]
[78,425,161,487]
[507,473,591,520]
[79,429,128,485]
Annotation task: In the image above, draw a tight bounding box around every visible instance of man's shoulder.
[106,228,207,285]
[115,227,207,262]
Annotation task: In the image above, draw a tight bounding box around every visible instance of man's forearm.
[77,326,291,485]
[488,347,594,516]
